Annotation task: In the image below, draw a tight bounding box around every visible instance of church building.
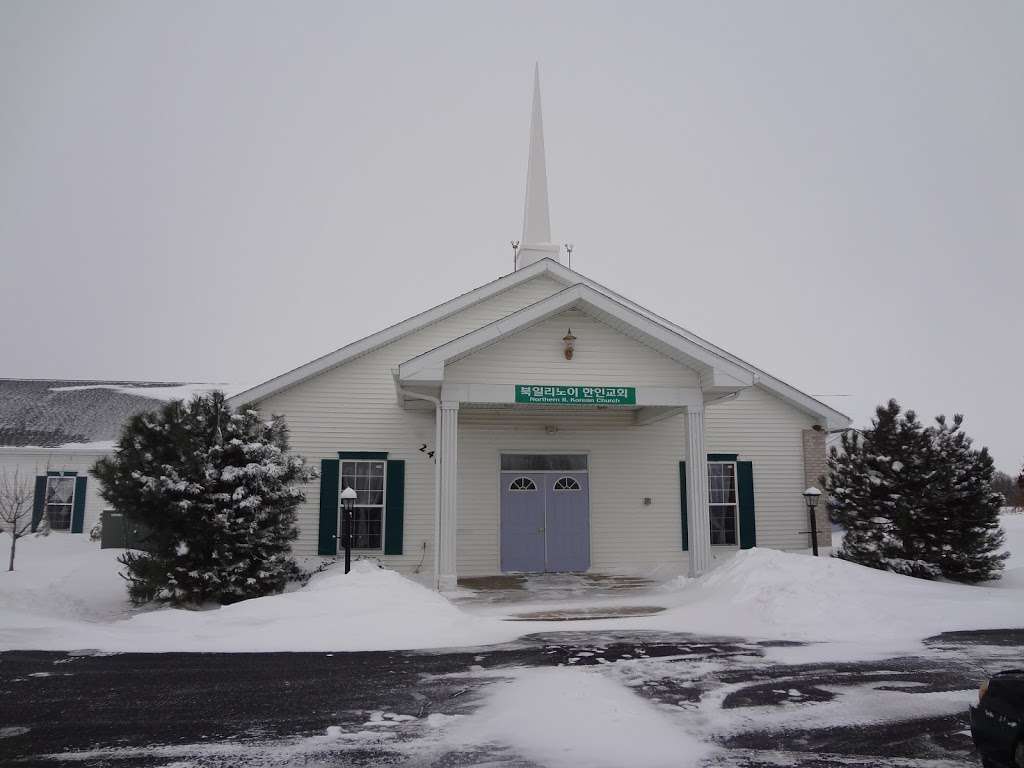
[227,68,850,589]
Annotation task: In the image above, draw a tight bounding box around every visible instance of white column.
[437,400,460,591]
[685,404,713,577]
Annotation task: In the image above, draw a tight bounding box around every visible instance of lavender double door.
[500,471,590,573]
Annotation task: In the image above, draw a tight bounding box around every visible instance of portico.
[395,285,754,589]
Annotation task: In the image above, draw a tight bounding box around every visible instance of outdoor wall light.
[563,328,577,360]
[803,486,822,557]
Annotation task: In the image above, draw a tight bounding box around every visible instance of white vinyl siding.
[705,386,818,551]
[255,275,567,565]
[253,272,821,574]
[446,309,699,388]
[0,450,108,535]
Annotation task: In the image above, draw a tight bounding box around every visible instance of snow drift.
[0,556,518,653]
[645,542,1023,650]
[2,514,1021,654]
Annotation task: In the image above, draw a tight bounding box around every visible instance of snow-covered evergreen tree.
[825,399,1007,582]
[917,414,1007,582]
[93,392,315,605]
[826,400,938,578]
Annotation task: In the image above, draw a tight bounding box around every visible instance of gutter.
[392,373,442,590]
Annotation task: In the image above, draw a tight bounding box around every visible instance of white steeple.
[516,64,564,270]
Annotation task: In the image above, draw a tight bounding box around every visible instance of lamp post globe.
[340,486,357,574]
[803,486,822,509]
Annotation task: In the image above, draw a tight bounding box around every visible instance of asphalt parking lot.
[2,629,1020,767]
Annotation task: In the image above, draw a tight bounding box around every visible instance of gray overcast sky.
[2,1,1021,472]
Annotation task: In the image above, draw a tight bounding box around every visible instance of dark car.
[971,670,1024,768]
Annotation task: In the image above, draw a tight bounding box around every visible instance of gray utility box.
[100,511,152,550]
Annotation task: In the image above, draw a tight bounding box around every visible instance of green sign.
[515,385,637,406]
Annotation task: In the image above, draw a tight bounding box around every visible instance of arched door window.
[508,477,538,492]
[552,476,581,491]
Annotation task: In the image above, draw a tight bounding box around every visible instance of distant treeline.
[993,470,1024,508]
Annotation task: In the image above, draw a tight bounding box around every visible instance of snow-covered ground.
[4,517,1022,768]
[0,534,135,623]
[1,514,1021,657]
[447,666,712,768]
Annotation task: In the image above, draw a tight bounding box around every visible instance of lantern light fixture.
[802,486,822,557]
[340,486,358,573]
[563,328,577,360]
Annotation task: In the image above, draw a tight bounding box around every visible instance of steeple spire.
[516,64,563,270]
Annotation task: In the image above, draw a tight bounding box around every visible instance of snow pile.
[0,534,131,623]
[2,513,1022,655]
[0,552,518,653]
[450,667,711,768]
[651,544,1022,647]
[118,560,517,652]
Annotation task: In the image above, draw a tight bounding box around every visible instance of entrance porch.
[393,283,756,589]
[401,400,726,590]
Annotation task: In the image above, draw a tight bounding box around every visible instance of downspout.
[394,376,442,590]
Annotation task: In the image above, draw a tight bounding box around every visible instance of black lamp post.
[340,486,357,574]
[803,486,822,557]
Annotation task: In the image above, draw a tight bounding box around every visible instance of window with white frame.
[340,460,386,549]
[708,462,738,546]
[45,476,75,531]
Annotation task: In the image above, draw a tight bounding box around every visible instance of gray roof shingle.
[0,380,219,448]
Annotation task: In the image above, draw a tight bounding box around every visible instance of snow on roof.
[0,379,233,449]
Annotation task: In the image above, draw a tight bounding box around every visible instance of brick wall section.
[801,429,832,550]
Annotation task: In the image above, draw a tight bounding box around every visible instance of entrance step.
[505,605,666,621]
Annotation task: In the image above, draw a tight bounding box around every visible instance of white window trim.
[708,461,739,548]
[339,459,387,552]
[44,475,76,532]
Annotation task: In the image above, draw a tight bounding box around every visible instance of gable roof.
[398,284,753,391]
[0,380,225,450]
[229,259,850,428]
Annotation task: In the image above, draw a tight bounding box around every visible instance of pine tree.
[93,392,315,605]
[917,414,1007,582]
[826,399,939,578]
[825,399,1008,582]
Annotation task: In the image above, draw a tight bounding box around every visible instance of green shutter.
[71,476,87,533]
[737,461,756,549]
[384,459,405,555]
[318,459,340,556]
[679,461,688,551]
[32,476,47,532]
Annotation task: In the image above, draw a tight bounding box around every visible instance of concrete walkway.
[452,572,670,620]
